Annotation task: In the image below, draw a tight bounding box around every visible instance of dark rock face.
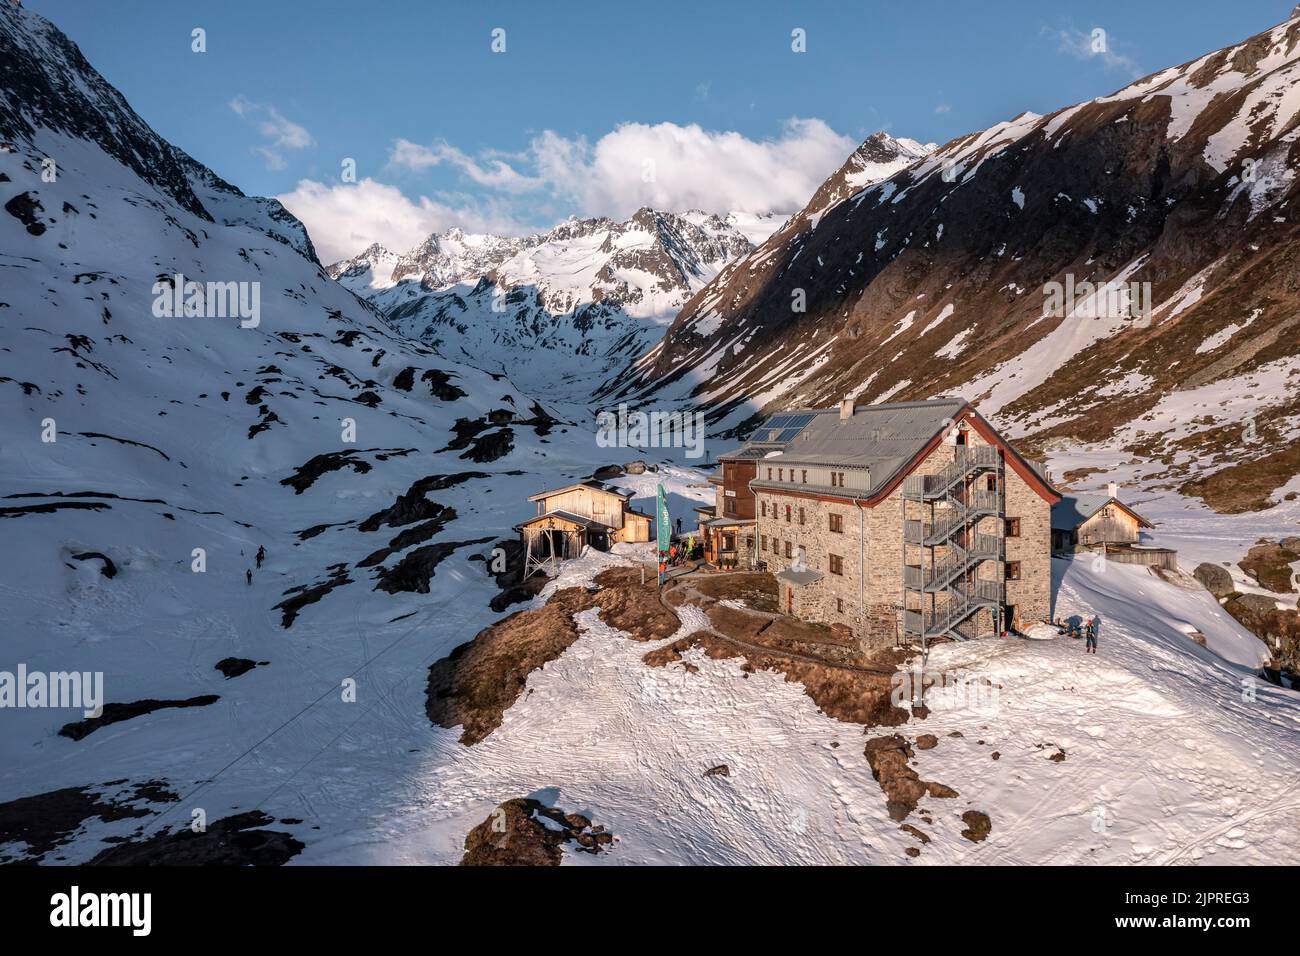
[274,564,352,627]
[4,190,45,234]
[279,447,414,494]
[58,695,221,740]
[88,810,304,866]
[214,658,267,679]
[70,550,116,577]
[371,537,494,594]
[0,780,177,862]
[460,427,513,463]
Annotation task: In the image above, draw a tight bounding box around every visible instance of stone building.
[742,398,1059,646]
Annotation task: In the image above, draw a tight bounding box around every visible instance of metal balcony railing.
[901,446,1000,499]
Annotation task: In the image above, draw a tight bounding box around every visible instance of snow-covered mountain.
[3,1,1296,871]
[0,0,621,860]
[328,208,783,395]
[614,14,1300,515]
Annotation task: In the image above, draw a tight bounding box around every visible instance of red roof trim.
[750,403,1060,507]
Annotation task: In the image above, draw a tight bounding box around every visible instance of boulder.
[623,460,647,475]
[1193,562,1235,598]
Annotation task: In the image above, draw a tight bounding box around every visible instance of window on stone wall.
[986,475,998,492]
[836,597,844,614]
[784,541,792,559]
[830,472,838,487]
[838,472,846,487]
[785,505,791,522]
[801,469,807,483]
[829,513,843,533]
[829,554,843,575]
[1005,517,1020,537]
[1006,561,1021,580]
[767,468,772,480]
[778,468,784,481]
[761,535,767,551]
[799,507,805,525]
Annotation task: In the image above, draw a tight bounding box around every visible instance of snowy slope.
[301,553,1296,866]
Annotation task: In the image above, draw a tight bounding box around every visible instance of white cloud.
[389,139,542,193]
[391,118,857,220]
[275,177,529,264]
[291,118,872,262]
[532,119,857,218]
[1051,25,1142,77]
[230,96,314,170]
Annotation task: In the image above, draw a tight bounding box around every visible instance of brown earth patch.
[863,734,960,821]
[426,567,679,745]
[960,810,992,843]
[1238,541,1299,594]
[460,798,612,865]
[646,630,911,727]
[1179,445,1300,513]
[688,572,779,612]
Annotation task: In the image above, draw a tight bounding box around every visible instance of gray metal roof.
[1051,494,1152,530]
[757,398,968,491]
[703,516,756,529]
[716,408,835,461]
[775,568,824,587]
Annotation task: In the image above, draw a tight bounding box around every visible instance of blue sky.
[28,0,1293,260]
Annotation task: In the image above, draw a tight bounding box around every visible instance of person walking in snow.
[256,545,266,569]
[245,568,253,586]
[1085,616,1099,654]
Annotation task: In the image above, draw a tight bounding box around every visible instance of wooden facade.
[1051,495,1153,551]
[698,458,758,568]
[518,481,653,579]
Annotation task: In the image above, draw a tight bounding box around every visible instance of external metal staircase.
[901,447,1005,643]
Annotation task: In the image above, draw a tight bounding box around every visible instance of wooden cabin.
[1051,485,1154,551]
[516,480,652,578]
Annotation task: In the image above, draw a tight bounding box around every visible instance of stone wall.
[754,418,1054,645]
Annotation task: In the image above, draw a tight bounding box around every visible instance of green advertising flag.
[656,483,671,552]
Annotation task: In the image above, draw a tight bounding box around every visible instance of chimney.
[1107,481,1118,499]
[839,398,855,421]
